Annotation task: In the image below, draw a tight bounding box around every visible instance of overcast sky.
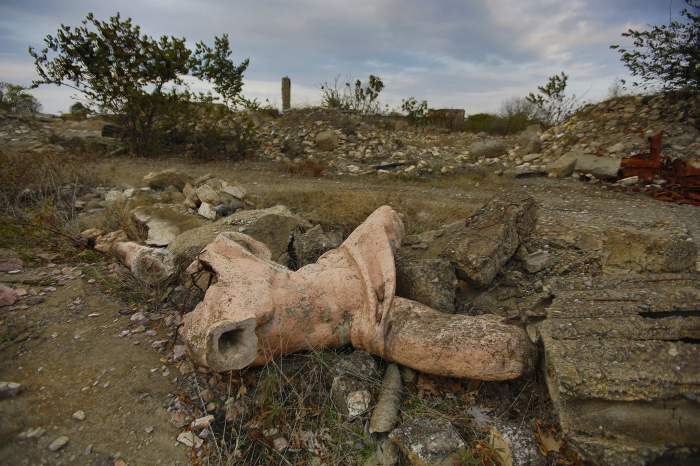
[0,0,684,115]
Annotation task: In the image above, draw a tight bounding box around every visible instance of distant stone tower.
[282,76,291,112]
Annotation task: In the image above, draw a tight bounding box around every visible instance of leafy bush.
[29,13,249,156]
[401,97,429,126]
[0,82,42,113]
[611,0,700,92]
[526,72,585,127]
[498,96,540,132]
[319,75,385,114]
[463,113,500,134]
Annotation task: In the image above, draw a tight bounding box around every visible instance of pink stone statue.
[181,206,537,380]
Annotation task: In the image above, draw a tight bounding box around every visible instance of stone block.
[547,151,581,179]
[468,138,507,159]
[389,417,464,466]
[440,192,537,289]
[143,169,195,191]
[330,375,371,419]
[395,257,458,313]
[574,154,621,179]
[315,130,339,151]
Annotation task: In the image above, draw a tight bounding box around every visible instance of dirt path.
[0,261,188,466]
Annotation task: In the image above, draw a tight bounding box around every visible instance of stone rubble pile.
[247,93,700,181]
[0,111,123,153]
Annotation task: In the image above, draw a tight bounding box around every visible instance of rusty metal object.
[619,132,700,206]
[619,132,663,182]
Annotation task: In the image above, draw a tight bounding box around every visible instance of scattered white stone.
[26,427,46,439]
[145,426,154,434]
[87,313,101,317]
[177,431,203,449]
[130,311,149,327]
[191,415,215,431]
[0,381,23,398]
[619,175,639,186]
[48,436,69,451]
[198,202,217,220]
[273,437,289,452]
[72,410,85,421]
[173,345,188,361]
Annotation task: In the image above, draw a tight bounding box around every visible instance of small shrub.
[526,72,586,127]
[319,74,385,114]
[401,97,429,126]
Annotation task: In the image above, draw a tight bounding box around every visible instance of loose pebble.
[48,436,69,451]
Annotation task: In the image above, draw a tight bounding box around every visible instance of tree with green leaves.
[526,72,583,127]
[0,82,42,113]
[28,13,249,156]
[611,0,700,93]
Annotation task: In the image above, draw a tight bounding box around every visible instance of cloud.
[0,0,685,114]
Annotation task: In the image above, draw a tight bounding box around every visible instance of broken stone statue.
[181,206,537,380]
[81,229,175,285]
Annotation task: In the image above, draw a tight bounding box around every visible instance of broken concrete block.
[389,417,464,466]
[222,205,313,263]
[522,250,556,274]
[182,206,538,380]
[537,274,700,465]
[574,154,621,179]
[330,375,371,419]
[440,192,537,289]
[517,131,542,155]
[395,257,458,313]
[166,219,243,265]
[195,184,221,206]
[468,138,507,159]
[601,225,697,274]
[315,130,340,151]
[547,151,581,179]
[182,183,200,206]
[132,205,208,247]
[220,181,245,200]
[489,421,545,466]
[143,169,195,191]
[330,350,379,380]
[293,225,343,268]
[198,202,218,220]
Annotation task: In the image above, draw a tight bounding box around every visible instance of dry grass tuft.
[0,149,98,220]
[251,184,477,236]
[280,159,326,177]
[99,203,149,243]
